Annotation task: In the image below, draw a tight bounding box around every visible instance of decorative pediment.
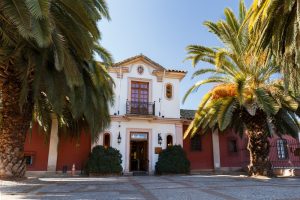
[112,54,166,71]
[109,54,186,80]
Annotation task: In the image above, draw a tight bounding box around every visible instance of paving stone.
[1,175,300,200]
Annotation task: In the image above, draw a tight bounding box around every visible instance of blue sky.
[98,0,252,110]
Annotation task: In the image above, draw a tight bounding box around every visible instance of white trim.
[47,118,59,172]
[175,124,183,146]
[212,129,221,169]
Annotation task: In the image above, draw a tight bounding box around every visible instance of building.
[181,109,300,175]
[23,55,300,176]
[24,55,186,174]
[95,55,186,174]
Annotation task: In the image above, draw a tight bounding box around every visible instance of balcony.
[126,101,155,116]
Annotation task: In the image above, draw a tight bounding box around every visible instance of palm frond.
[183,77,228,103]
[217,97,237,131]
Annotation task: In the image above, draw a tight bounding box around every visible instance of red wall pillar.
[56,132,91,172]
[24,124,50,171]
[182,125,214,170]
[219,130,248,168]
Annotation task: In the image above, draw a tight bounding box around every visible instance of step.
[132,171,149,176]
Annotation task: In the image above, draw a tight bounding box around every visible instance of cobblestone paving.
[1,175,300,200]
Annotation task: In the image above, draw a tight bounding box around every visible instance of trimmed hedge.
[85,145,122,175]
[155,145,190,174]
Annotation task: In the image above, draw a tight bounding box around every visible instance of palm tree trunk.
[241,109,273,177]
[247,123,273,177]
[0,68,33,179]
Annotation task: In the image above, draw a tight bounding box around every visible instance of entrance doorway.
[130,132,148,172]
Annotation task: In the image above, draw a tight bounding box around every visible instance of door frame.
[125,128,152,173]
[129,132,149,171]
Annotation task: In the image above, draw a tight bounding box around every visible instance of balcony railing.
[126,101,155,116]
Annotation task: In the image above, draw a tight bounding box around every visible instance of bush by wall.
[85,145,122,175]
[155,145,190,174]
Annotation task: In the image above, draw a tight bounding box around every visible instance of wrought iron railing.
[126,101,155,115]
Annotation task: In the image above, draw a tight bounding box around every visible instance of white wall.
[109,61,181,118]
[96,120,179,173]
[105,59,183,174]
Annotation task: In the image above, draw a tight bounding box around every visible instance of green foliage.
[0,0,114,141]
[247,0,300,94]
[184,0,300,139]
[86,145,123,175]
[155,145,190,174]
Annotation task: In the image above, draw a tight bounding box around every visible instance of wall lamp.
[158,133,162,145]
[117,132,121,144]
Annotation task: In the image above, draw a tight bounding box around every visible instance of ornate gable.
[113,54,166,71]
[109,54,186,80]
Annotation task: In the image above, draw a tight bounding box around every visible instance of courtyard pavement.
[1,175,300,200]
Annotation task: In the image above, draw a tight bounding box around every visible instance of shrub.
[85,145,122,175]
[155,145,190,174]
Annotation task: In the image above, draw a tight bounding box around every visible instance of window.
[165,84,173,99]
[166,135,173,147]
[104,133,110,148]
[228,139,238,153]
[277,139,288,159]
[191,134,201,151]
[24,155,33,166]
[130,81,149,114]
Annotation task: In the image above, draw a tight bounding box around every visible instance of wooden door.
[131,81,149,114]
[130,141,148,171]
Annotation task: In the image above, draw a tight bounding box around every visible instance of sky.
[98,0,252,110]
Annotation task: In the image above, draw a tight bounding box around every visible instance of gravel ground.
[1,175,300,200]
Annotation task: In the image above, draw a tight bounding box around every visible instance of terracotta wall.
[24,124,50,171]
[219,130,249,168]
[182,125,214,170]
[56,132,91,172]
[268,135,300,168]
[218,131,300,169]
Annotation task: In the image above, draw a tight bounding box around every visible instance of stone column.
[212,129,221,170]
[175,124,183,146]
[47,117,59,172]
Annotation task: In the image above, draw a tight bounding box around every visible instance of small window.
[191,134,201,151]
[166,135,173,147]
[165,84,173,99]
[277,139,288,159]
[24,155,33,166]
[228,139,238,153]
[104,133,110,148]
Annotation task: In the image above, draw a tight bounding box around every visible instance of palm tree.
[247,0,300,94]
[0,1,113,178]
[184,0,300,176]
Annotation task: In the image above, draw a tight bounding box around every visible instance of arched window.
[277,139,288,159]
[165,84,173,99]
[166,135,173,147]
[103,133,110,148]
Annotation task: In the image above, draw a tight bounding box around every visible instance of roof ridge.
[113,55,186,73]
[113,54,165,70]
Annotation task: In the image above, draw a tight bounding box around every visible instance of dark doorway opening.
[130,141,148,172]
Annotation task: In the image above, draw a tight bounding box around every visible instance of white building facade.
[95,55,186,174]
